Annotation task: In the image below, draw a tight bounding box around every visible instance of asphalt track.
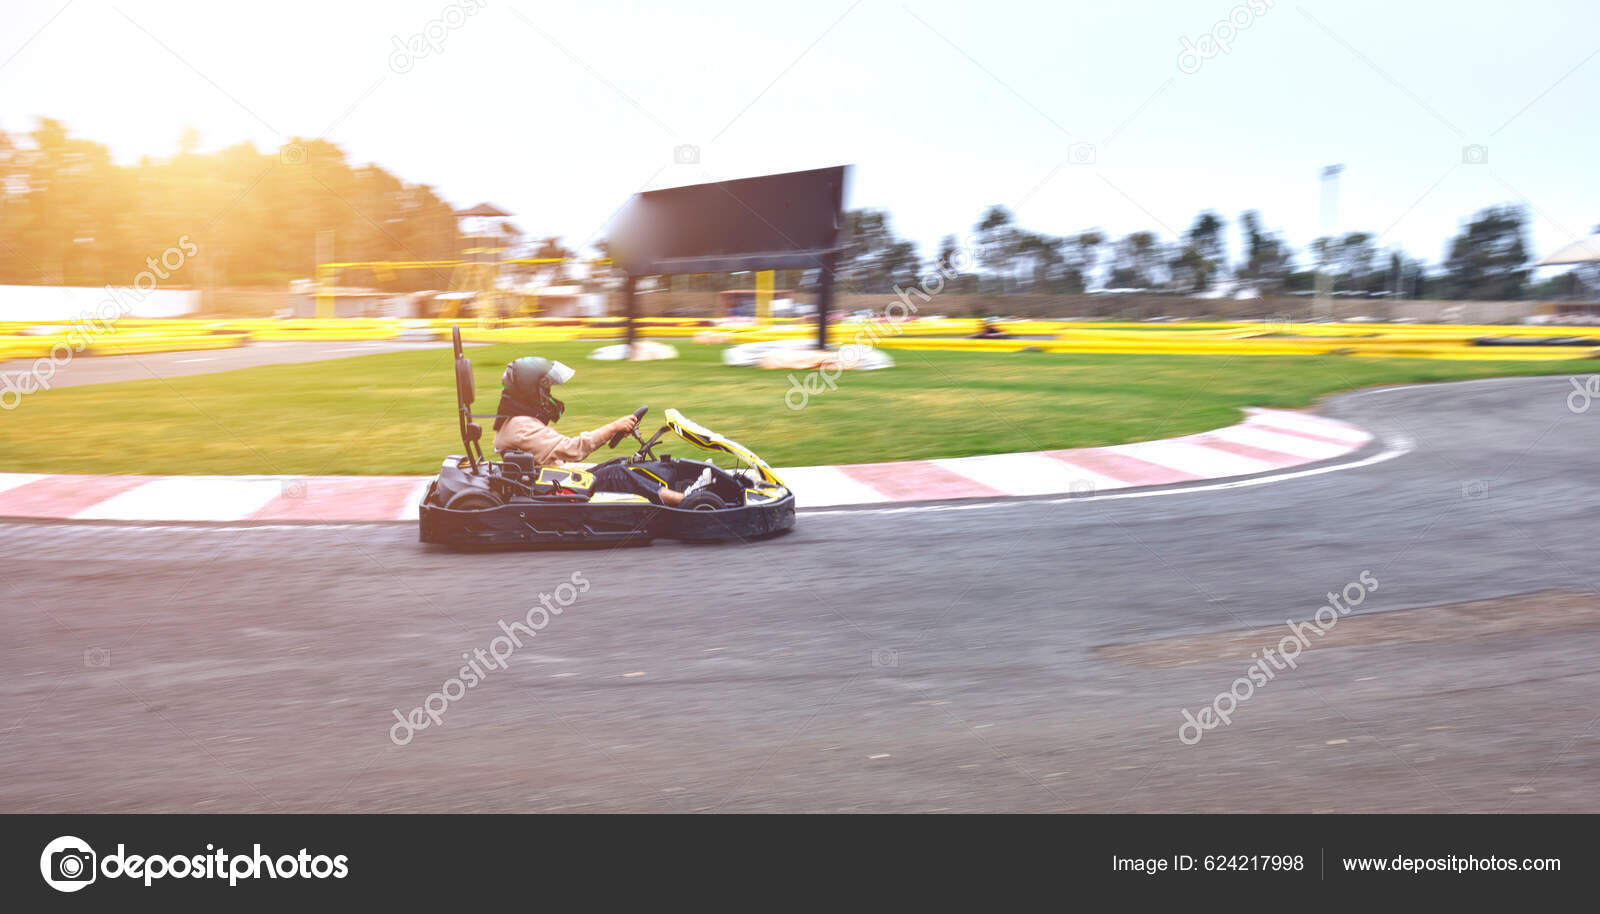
[3,374,1598,813]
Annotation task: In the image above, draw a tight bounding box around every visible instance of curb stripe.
[0,409,1375,520]
[1044,448,1205,486]
[1246,410,1369,445]
[0,473,47,496]
[1190,435,1304,467]
[75,477,285,521]
[250,477,425,522]
[933,453,1127,496]
[0,475,152,518]
[1108,440,1280,477]
[837,460,1007,501]
[1208,424,1353,460]
[778,466,893,508]
[1250,419,1369,447]
[396,480,434,521]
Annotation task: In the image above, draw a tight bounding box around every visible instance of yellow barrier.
[89,333,249,355]
[4,316,1599,363]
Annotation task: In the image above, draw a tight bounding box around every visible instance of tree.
[1073,230,1105,290]
[1235,210,1293,294]
[1335,232,1381,293]
[1172,210,1226,292]
[936,234,978,293]
[837,208,920,293]
[1107,231,1163,288]
[973,205,1020,291]
[1015,232,1066,292]
[1442,205,1530,300]
[968,211,1101,293]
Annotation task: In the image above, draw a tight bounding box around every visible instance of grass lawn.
[3,341,1594,475]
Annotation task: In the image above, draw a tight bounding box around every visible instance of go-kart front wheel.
[681,490,726,511]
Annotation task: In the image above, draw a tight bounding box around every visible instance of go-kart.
[419,327,796,547]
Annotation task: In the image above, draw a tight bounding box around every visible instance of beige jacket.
[493,416,609,464]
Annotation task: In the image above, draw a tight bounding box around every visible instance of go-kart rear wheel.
[681,490,726,511]
[444,490,503,511]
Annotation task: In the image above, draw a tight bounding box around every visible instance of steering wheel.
[607,405,649,449]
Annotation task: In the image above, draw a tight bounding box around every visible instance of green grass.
[3,342,1594,475]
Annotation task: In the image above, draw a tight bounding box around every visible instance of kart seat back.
[451,325,486,468]
[455,353,475,408]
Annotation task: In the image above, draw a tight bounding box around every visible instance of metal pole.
[1317,165,1343,321]
[816,253,835,350]
[315,229,335,318]
[623,275,638,352]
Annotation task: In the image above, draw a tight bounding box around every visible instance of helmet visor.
[546,361,576,385]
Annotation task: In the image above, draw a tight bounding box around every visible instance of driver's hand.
[616,415,638,434]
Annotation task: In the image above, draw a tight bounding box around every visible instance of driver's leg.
[589,462,683,505]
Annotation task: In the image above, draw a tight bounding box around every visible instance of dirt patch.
[1098,591,1600,669]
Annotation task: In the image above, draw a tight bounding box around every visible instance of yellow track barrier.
[2,317,1597,362]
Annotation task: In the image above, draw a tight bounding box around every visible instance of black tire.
[680,490,727,511]
[444,490,503,511]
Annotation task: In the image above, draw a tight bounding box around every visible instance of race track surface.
[3,375,1598,812]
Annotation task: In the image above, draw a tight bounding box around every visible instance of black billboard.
[609,165,850,276]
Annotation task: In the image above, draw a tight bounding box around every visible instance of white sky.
[3,0,1597,270]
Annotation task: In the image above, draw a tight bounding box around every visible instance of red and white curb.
[0,408,1371,522]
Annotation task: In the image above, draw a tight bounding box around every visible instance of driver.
[491,356,710,506]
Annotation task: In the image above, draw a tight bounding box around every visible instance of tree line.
[0,120,467,289]
[0,118,1575,301]
[838,204,1544,301]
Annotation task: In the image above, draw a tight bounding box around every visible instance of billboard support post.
[755,269,774,321]
[816,253,836,351]
[622,275,637,351]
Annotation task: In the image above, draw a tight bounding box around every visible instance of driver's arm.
[500,416,635,463]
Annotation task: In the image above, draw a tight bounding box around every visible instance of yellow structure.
[754,270,774,320]
[314,257,610,320]
[315,260,460,318]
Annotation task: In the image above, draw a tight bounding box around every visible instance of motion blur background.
[6,0,1600,819]
[3,0,1600,320]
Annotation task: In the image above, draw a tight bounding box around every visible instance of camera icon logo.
[1462,144,1488,165]
[673,144,700,165]
[280,143,307,166]
[1461,479,1490,500]
[1067,142,1097,165]
[40,836,96,892]
[871,648,898,668]
[83,647,110,668]
[281,479,308,499]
